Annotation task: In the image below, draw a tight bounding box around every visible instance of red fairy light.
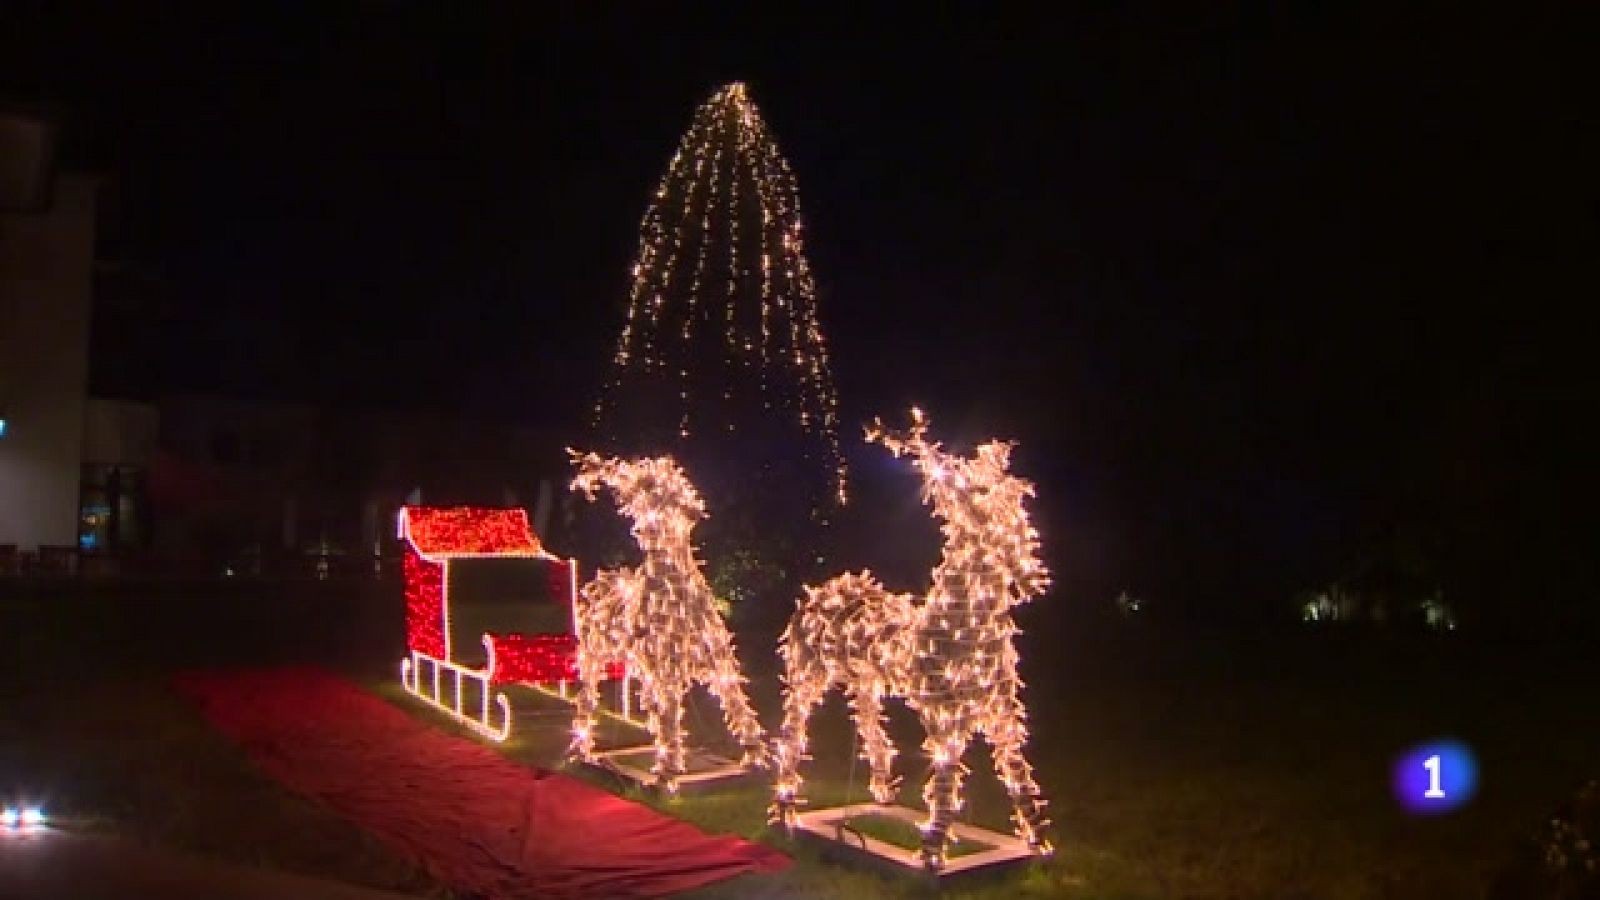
[488,633,625,684]
[399,507,545,658]
[399,506,587,678]
[403,545,447,658]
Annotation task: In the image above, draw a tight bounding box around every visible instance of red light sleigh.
[397,505,626,741]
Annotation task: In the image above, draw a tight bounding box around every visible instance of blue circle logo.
[1393,739,1478,814]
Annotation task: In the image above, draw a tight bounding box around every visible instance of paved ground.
[0,828,423,900]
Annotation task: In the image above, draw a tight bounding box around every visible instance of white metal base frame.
[791,802,1042,877]
[589,744,754,793]
[399,638,512,742]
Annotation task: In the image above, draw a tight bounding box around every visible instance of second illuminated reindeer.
[771,408,1053,870]
[566,450,767,792]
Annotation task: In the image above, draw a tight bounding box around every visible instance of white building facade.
[0,172,98,555]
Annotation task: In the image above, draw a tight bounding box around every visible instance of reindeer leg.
[986,688,1052,854]
[770,674,825,829]
[848,684,899,805]
[566,583,610,762]
[701,618,768,767]
[770,613,826,828]
[653,680,688,794]
[919,725,970,872]
[567,644,603,762]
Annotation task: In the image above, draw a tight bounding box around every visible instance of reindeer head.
[865,410,1051,607]
[866,407,976,523]
[568,449,707,547]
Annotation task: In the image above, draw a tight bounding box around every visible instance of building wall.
[145,393,317,560]
[143,394,568,567]
[0,175,97,551]
[82,396,159,469]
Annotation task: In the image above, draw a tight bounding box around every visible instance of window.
[79,464,146,552]
[79,495,110,551]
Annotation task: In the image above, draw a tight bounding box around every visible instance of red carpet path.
[173,668,789,899]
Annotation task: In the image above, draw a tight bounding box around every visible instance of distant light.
[2,807,45,828]
[0,418,8,438]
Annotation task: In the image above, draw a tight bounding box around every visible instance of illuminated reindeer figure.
[771,409,1052,869]
[566,450,767,792]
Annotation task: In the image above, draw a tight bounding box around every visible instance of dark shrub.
[1490,780,1600,899]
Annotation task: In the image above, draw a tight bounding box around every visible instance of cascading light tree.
[590,82,847,596]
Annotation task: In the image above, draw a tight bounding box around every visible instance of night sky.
[3,6,1588,617]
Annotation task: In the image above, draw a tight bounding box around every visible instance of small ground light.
[2,806,45,828]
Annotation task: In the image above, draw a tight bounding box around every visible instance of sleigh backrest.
[398,505,582,671]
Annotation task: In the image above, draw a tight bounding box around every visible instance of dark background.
[2,5,1589,624]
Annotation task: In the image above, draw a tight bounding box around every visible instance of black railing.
[0,546,405,582]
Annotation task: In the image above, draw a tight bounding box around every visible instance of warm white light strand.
[772,408,1052,870]
[676,112,719,437]
[594,110,705,429]
[591,82,847,505]
[722,97,748,414]
[566,449,768,792]
[400,636,513,743]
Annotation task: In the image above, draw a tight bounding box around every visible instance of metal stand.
[790,803,1043,879]
[399,636,513,742]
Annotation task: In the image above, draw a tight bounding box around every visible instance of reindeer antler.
[567,448,613,501]
[566,450,708,526]
[866,406,936,459]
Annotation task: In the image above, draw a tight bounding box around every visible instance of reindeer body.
[772,410,1052,869]
[776,572,916,806]
[567,452,766,791]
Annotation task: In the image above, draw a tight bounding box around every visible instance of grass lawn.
[839,813,989,859]
[383,621,1598,900]
[4,580,1595,898]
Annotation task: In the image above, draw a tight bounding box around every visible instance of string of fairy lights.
[721,102,744,418]
[592,82,847,506]
[771,409,1053,870]
[566,450,768,791]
